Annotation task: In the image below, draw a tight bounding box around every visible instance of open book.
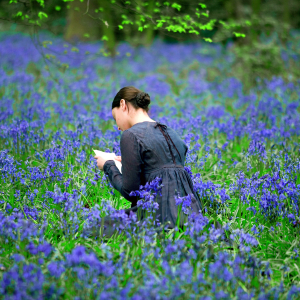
[93,149,122,174]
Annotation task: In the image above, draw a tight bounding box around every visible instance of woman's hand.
[115,156,122,162]
[94,155,109,170]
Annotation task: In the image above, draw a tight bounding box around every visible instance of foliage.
[3,0,300,89]
[213,13,300,91]
[4,0,248,53]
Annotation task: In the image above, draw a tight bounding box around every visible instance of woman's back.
[105,121,202,228]
[126,121,187,171]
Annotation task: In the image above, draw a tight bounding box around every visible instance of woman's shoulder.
[125,121,155,137]
[121,125,144,143]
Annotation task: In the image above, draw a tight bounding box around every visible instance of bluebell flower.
[222,141,229,151]
[48,261,65,278]
[174,193,194,215]
[0,263,44,298]
[130,177,163,214]
[11,254,25,262]
[27,242,53,257]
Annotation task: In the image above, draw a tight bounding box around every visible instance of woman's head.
[111,86,151,131]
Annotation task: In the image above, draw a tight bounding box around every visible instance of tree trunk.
[251,0,261,42]
[225,0,234,19]
[64,0,100,42]
[252,0,261,15]
[233,0,242,20]
[100,0,117,57]
[230,0,245,46]
[144,0,156,47]
[279,0,290,42]
[283,0,290,35]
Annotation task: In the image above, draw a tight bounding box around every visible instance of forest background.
[1,0,300,88]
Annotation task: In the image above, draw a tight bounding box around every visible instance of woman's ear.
[120,99,126,109]
[120,99,129,113]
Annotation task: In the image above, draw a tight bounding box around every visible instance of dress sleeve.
[103,130,142,206]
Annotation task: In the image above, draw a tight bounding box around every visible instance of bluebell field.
[0,29,300,299]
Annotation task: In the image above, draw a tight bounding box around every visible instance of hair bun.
[136,92,151,109]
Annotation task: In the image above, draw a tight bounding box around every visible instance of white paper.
[93,149,122,174]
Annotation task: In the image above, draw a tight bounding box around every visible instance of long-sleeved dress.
[103,121,202,230]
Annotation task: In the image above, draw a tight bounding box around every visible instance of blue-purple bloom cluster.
[130,177,163,213]
[0,30,300,298]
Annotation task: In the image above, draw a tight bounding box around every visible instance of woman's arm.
[103,130,142,206]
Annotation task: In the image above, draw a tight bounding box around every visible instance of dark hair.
[112,86,151,113]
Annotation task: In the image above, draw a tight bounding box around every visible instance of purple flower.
[174,193,194,215]
[288,214,296,222]
[222,142,229,151]
[47,261,65,278]
[0,263,44,297]
[131,177,163,214]
[11,254,25,263]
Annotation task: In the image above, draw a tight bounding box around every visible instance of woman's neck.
[130,110,155,127]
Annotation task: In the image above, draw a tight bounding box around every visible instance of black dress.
[103,121,202,232]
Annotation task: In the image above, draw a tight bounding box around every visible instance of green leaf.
[166,25,186,33]
[198,3,206,8]
[61,63,69,69]
[233,32,246,38]
[45,54,56,59]
[171,3,181,11]
[189,29,199,35]
[203,37,212,42]
[156,19,166,28]
[138,26,143,31]
[102,35,108,41]
[219,20,230,29]
[200,19,216,30]
[118,25,123,30]
[163,2,170,6]
[125,1,131,4]
[42,40,52,48]
[122,20,133,25]
[37,0,45,7]
[38,12,48,20]
[202,12,209,17]
[55,6,61,11]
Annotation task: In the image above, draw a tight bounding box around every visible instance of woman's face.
[112,99,131,131]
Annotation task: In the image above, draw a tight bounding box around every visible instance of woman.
[95,86,202,232]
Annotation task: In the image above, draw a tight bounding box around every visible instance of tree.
[6,0,248,58]
[64,0,101,42]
